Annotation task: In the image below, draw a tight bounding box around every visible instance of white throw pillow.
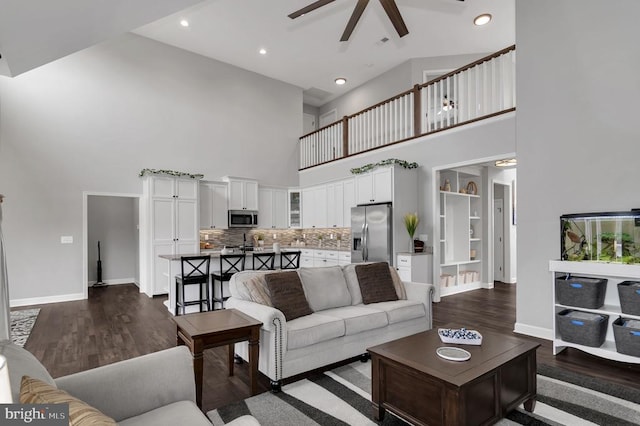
[297,266,352,311]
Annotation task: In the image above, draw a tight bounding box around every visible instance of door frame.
[493,198,505,282]
[490,180,516,284]
[82,191,142,300]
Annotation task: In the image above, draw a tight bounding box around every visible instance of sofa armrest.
[226,298,286,334]
[403,281,434,327]
[54,346,195,422]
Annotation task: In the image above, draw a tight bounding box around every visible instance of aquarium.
[561,210,640,264]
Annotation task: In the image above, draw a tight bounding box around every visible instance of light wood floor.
[20,282,640,413]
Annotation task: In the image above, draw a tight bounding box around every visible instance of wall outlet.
[61,236,73,244]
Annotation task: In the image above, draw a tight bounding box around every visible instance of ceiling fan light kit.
[289,0,409,42]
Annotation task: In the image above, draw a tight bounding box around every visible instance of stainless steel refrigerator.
[351,203,393,264]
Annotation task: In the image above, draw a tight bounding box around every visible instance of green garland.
[139,168,204,179]
[350,159,419,175]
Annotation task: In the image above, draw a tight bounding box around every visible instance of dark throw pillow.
[355,262,399,304]
[264,271,312,321]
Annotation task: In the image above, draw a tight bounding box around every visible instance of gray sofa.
[0,341,212,425]
[226,264,434,390]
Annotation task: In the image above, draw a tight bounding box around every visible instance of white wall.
[515,0,640,338]
[0,33,301,305]
[87,196,137,284]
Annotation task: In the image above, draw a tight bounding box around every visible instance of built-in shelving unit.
[550,260,640,364]
[438,169,482,297]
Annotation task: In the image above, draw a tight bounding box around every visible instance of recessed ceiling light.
[474,14,492,26]
[259,48,267,55]
[180,19,190,27]
[495,158,517,167]
[335,77,347,85]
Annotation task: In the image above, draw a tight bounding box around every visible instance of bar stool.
[175,255,211,316]
[211,254,245,309]
[280,251,301,270]
[252,252,275,270]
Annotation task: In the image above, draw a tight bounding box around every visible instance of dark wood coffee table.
[368,326,539,426]
[171,309,262,408]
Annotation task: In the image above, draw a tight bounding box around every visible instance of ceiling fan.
[288,0,409,42]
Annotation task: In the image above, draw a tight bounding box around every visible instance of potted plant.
[336,233,342,249]
[317,233,324,248]
[256,233,264,248]
[403,213,419,253]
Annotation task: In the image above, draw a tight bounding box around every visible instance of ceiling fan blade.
[340,0,370,41]
[288,0,336,19]
[378,0,409,38]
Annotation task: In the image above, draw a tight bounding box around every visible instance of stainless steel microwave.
[228,210,258,228]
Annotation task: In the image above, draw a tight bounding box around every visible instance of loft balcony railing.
[299,45,516,170]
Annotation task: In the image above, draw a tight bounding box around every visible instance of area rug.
[208,361,640,426]
[10,308,40,347]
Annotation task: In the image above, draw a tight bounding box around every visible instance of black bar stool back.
[252,252,275,270]
[211,254,245,309]
[280,251,301,270]
[175,255,211,316]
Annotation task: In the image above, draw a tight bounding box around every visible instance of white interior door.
[319,109,337,128]
[494,199,505,282]
[303,113,316,134]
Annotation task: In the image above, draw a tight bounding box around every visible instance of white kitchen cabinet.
[355,167,393,204]
[288,189,302,228]
[143,176,199,296]
[199,181,228,229]
[301,185,328,228]
[396,253,432,283]
[326,181,344,228]
[259,186,288,229]
[339,251,352,266]
[223,177,258,210]
[300,249,314,267]
[343,178,356,227]
[550,261,640,364]
[313,250,339,267]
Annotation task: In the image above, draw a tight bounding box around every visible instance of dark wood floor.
[20,282,640,413]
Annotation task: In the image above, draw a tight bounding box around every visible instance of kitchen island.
[159,248,341,315]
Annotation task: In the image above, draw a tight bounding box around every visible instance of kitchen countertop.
[160,246,350,261]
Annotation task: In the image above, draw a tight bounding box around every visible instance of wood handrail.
[300,45,515,142]
[419,45,516,89]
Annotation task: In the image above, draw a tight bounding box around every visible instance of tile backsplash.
[200,228,351,249]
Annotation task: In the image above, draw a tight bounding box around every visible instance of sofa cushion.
[0,340,55,403]
[265,271,312,321]
[20,376,116,425]
[287,314,345,350]
[298,266,351,311]
[355,262,399,304]
[119,401,211,426]
[342,264,363,305]
[369,300,426,324]
[245,275,273,307]
[320,305,389,335]
[389,267,407,300]
[343,264,406,304]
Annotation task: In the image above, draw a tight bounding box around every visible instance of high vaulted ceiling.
[0,0,514,107]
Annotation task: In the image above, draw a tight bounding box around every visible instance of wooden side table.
[171,309,263,408]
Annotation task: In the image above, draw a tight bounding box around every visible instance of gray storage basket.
[612,317,640,357]
[556,309,608,347]
[617,281,640,316]
[555,275,607,309]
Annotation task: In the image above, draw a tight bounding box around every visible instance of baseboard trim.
[514,322,553,340]
[88,278,135,286]
[11,292,85,308]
